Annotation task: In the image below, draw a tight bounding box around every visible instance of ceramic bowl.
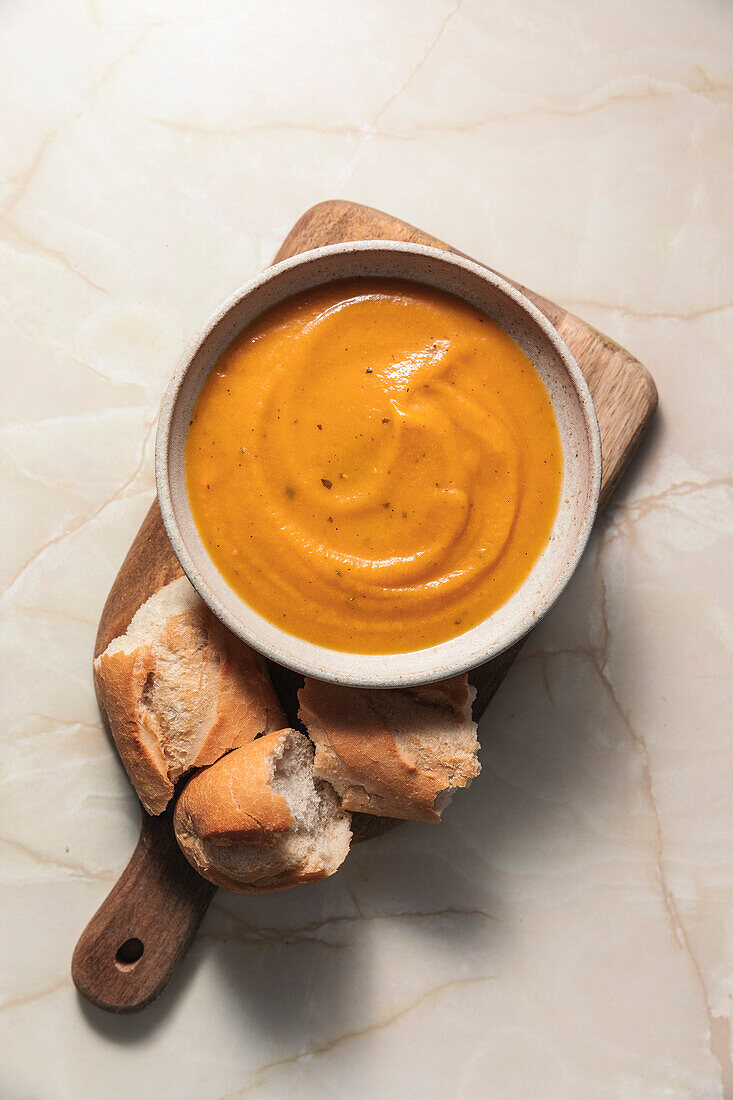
[156,241,602,688]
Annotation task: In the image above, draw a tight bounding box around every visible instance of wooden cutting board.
[71,200,658,1014]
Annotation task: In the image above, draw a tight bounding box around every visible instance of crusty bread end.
[174,728,352,892]
[298,675,480,823]
[94,577,283,814]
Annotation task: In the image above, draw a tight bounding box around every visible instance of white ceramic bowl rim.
[156,240,602,688]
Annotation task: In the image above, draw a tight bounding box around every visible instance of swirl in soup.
[185,278,562,654]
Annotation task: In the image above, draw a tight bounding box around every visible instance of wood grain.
[72,199,658,1013]
[72,809,215,1013]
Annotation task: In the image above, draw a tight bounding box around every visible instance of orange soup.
[185,278,562,654]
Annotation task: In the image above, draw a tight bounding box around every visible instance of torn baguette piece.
[298,675,480,823]
[173,728,352,892]
[94,576,284,815]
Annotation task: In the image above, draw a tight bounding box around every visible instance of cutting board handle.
[72,808,216,1013]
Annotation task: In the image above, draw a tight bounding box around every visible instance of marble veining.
[1,1,731,1097]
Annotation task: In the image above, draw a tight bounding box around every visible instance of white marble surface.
[1,0,732,1096]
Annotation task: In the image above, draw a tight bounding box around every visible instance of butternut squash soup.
[185,278,562,654]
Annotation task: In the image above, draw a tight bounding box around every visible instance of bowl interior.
[157,242,601,687]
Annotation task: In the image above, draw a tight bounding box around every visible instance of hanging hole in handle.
[115,937,144,971]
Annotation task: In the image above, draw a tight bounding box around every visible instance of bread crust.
[175,729,294,844]
[192,615,284,770]
[95,646,173,814]
[174,729,352,893]
[93,578,284,815]
[298,675,480,823]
